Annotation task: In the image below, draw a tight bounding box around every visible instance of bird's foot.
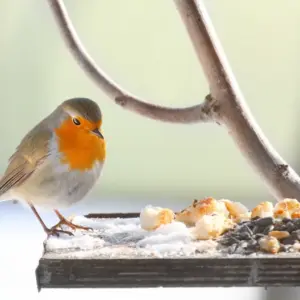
[45,227,74,237]
[54,216,93,232]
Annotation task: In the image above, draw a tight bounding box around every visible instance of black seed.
[227,243,238,254]
[263,225,274,235]
[292,219,300,229]
[246,226,254,235]
[236,224,253,238]
[273,223,287,231]
[245,240,258,252]
[254,233,265,240]
[291,229,300,241]
[219,234,242,246]
[253,225,265,234]
[243,221,255,230]
[280,245,291,252]
[238,232,252,240]
[254,217,274,227]
[239,224,253,235]
[218,238,233,246]
[282,217,292,223]
[229,235,242,244]
[281,235,298,245]
[291,229,300,236]
[286,222,296,233]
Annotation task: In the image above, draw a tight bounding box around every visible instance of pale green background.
[0,0,299,208]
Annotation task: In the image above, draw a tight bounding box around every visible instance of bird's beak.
[90,128,104,139]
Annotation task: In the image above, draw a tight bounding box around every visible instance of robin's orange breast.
[54,117,106,171]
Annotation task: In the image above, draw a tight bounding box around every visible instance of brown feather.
[61,97,102,122]
[0,117,52,196]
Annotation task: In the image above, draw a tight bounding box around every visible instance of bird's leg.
[51,209,93,232]
[28,202,73,237]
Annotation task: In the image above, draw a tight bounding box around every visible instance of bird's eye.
[72,118,81,125]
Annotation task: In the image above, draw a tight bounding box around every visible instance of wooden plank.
[35,212,300,291]
[36,256,300,290]
[84,212,140,219]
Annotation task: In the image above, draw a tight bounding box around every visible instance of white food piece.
[274,198,300,219]
[273,209,291,219]
[220,199,249,222]
[192,214,234,240]
[259,236,280,254]
[236,212,251,223]
[140,205,174,231]
[251,201,274,219]
[175,197,229,226]
[291,209,300,219]
[292,242,300,252]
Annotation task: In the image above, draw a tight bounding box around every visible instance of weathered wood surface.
[35,212,300,291]
[84,212,140,219]
[36,256,300,290]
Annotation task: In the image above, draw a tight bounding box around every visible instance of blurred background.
[1,0,299,209]
[0,0,300,298]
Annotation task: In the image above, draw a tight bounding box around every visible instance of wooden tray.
[35,213,300,291]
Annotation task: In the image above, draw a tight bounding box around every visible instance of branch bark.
[173,0,300,200]
[47,0,300,200]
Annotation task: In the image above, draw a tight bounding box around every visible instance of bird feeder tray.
[35,212,300,291]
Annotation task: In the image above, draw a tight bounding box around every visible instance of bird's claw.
[53,217,93,232]
[45,227,74,237]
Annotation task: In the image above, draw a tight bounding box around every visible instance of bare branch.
[47,0,212,124]
[47,0,300,200]
[174,0,300,200]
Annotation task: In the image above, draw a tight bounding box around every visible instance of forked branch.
[47,0,216,124]
[47,0,300,200]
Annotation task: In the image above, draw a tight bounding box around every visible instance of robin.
[0,97,106,237]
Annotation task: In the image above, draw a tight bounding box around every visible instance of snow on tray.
[44,214,219,259]
[43,199,300,259]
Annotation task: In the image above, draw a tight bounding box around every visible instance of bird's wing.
[0,155,48,196]
[0,159,36,196]
[0,123,52,196]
